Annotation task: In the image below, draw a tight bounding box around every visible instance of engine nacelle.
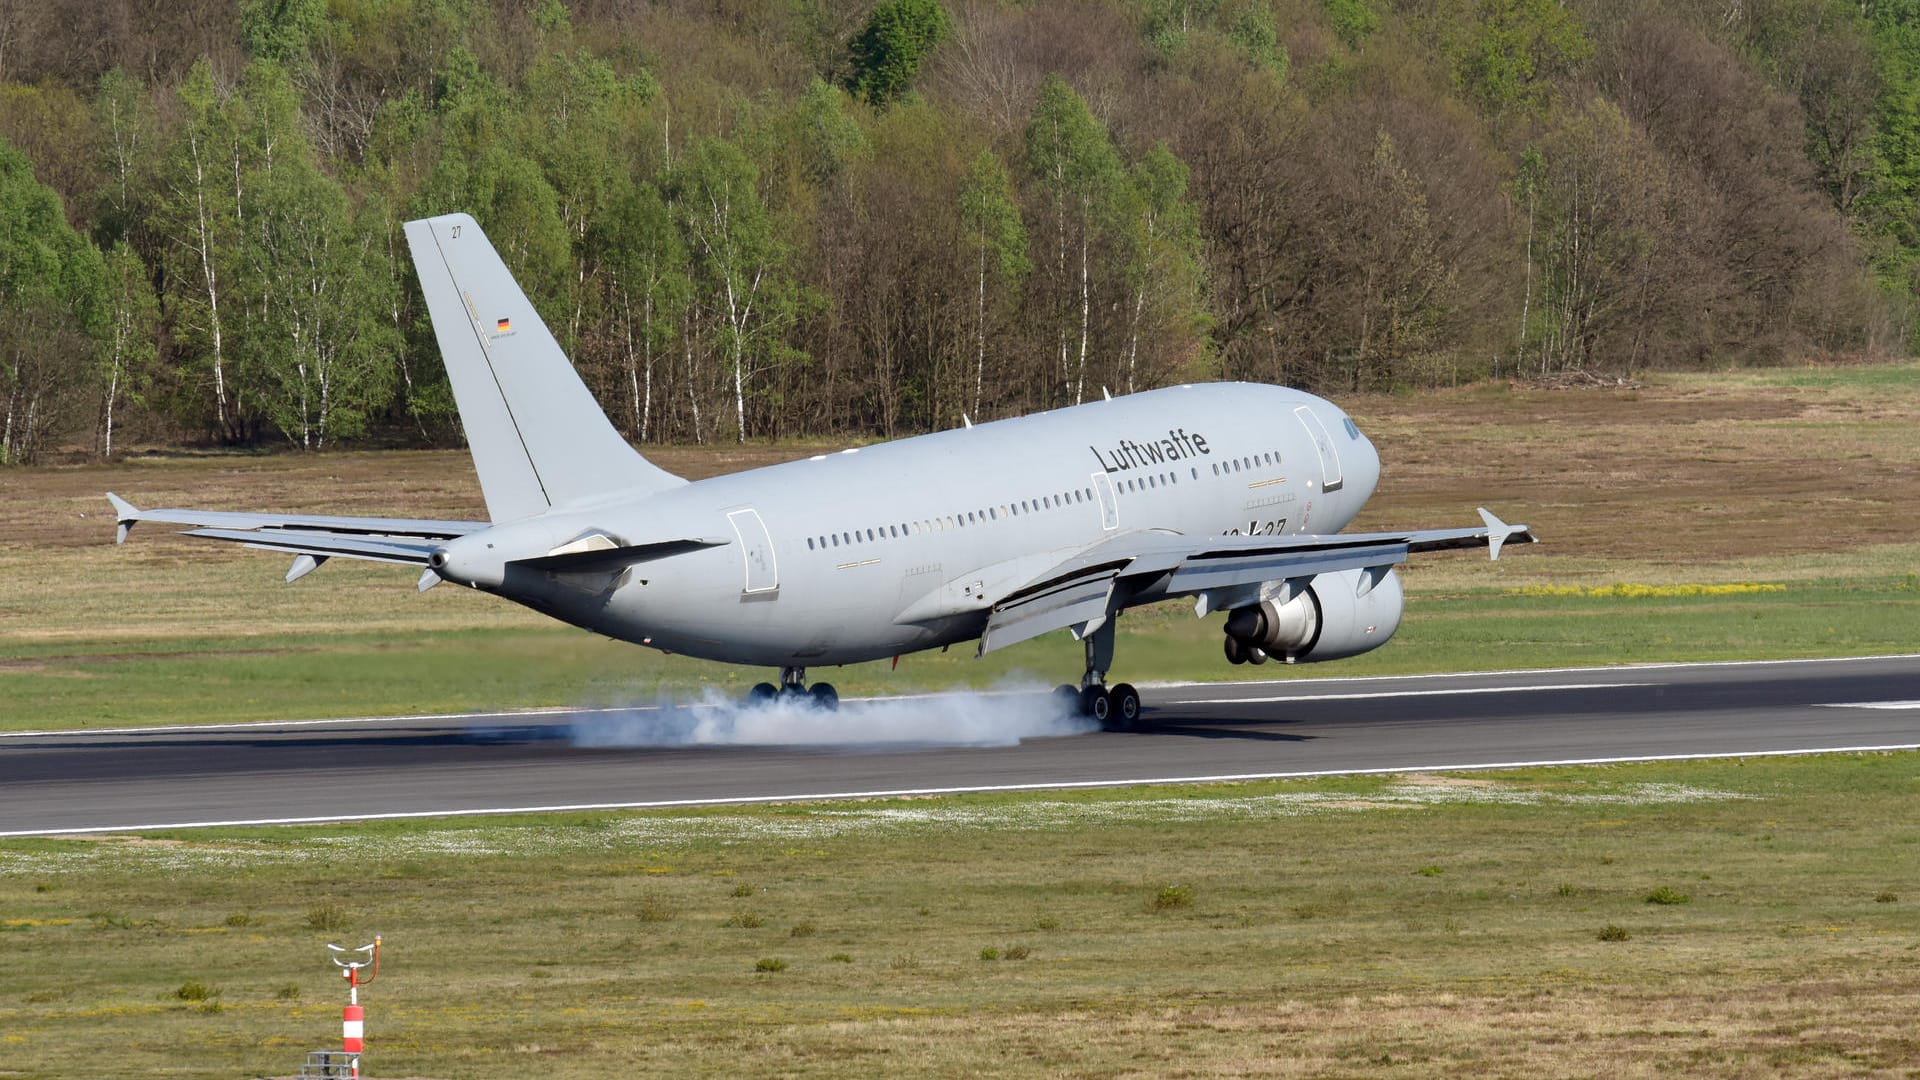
[1222,566,1404,664]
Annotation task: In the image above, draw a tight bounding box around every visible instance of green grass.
[4,573,1915,730]
[3,754,1918,1077]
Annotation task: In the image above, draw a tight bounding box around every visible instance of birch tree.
[96,241,157,459]
[1025,75,1121,405]
[957,148,1026,416]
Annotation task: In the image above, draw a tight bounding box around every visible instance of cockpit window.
[1343,417,1361,440]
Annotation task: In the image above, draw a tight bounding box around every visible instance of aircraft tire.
[809,682,839,711]
[747,682,778,707]
[1224,636,1246,665]
[1106,683,1141,731]
[1054,685,1081,714]
[1081,685,1111,724]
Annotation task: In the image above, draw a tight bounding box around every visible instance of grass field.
[2,756,1917,1078]
[3,362,1917,730]
[2,363,1919,1077]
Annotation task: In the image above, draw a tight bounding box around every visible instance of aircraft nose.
[1347,418,1381,507]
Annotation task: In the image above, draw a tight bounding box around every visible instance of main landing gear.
[746,666,839,711]
[1052,618,1143,732]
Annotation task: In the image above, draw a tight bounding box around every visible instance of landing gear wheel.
[1224,636,1246,665]
[1106,683,1141,731]
[809,682,839,711]
[1054,684,1082,714]
[1081,685,1111,725]
[747,682,778,707]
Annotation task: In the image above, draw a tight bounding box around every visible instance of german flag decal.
[496,317,511,332]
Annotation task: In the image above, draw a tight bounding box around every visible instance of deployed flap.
[978,566,1122,656]
[405,213,686,522]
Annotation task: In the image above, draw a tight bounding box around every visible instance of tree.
[1025,74,1123,405]
[0,137,105,464]
[669,136,804,443]
[957,149,1027,416]
[597,179,690,441]
[1113,142,1207,393]
[244,160,398,449]
[96,241,157,458]
[847,0,951,105]
[153,59,243,441]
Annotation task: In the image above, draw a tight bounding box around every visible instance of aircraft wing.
[977,509,1533,655]
[107,493,484,579]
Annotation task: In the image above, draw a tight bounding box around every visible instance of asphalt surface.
[3,655,1918,836]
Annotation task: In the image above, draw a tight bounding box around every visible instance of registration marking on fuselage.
[1161,682,1652,706]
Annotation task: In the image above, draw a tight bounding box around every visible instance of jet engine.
[1221,566,1404,665]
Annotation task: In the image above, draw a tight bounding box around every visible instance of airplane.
[107,213,1534,731]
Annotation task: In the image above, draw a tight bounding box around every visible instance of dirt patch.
[7,366,1917,564]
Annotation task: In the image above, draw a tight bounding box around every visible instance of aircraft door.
[725,508,779,595]
[1293,405,1344,493]
[1092,472,1120,531]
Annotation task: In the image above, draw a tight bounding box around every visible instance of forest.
[0,0,1914,461]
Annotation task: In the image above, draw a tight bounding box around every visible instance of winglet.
[1477,507,1523,562]
[106,493,139,544]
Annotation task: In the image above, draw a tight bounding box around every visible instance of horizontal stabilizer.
[187,528,442,566]
[509,537,731,574]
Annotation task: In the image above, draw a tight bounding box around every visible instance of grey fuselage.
[438,383,1382,668]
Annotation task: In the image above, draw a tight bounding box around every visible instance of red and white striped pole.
[328,936,381,1079]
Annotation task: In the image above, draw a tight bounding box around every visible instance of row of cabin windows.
[1212,451,1279,476]
[1116,470,1178,494]
[800,450,1282,554]
[805,485,1099,552]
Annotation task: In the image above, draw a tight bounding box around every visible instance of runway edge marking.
[7,741,1920,839]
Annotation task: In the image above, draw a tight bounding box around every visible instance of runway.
[3,654,1918,837]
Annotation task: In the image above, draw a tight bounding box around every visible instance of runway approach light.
[301,936,382,1079]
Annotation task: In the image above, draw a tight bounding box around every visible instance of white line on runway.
[7,741,1919,838]
[1161,682,1649,706]
[1820,701,1920,710]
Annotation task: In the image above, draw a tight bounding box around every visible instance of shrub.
[789,922,816,938]
[828,953,853,963]
[224,912,253,927]
[174,981,217,1002]
[1644,886,1691,905]
[722,912,764,928]
[1875,891,1898,903]
[1597,924,1631,941]
[1556,883,1578,897]
[1151,884,1194,911]
[636,895,674,923]
[979,946,1000,961]
[731,883,755,898]
[275,984,301,1000]
[305,903,349,931]
[1416,865,1444,877]
[1003,944,1031,960]
[754,957,787,973]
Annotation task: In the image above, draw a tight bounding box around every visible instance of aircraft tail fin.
[403,213,684,523]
